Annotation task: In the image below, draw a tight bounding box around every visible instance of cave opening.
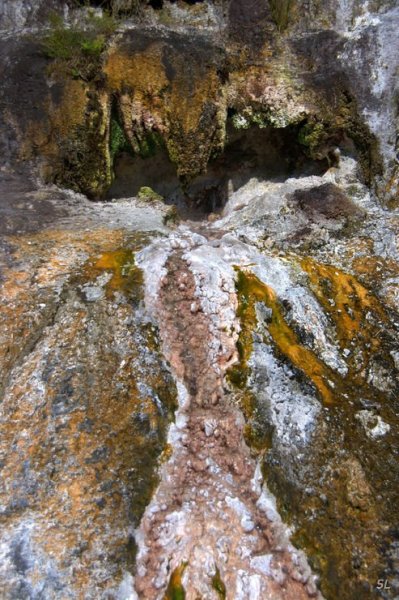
[107,118,330,220]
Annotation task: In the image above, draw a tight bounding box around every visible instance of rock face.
[0,0,398,201]
[0,2,399,600]
[0,197,179,598]
[0,0,61,30]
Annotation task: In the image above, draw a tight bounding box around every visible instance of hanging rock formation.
[0,0,398,201]
[0,1,399,599]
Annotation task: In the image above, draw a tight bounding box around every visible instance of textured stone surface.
[0,2,398,599]
[0,199,177,599]
[0,156,398,600]
[0,0,397,201]
[134,155,398,599]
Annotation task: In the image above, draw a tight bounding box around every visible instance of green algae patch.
[110,117,133,163]
[164,563,187,600]
[212,566,226,599]
[226,268,270,449]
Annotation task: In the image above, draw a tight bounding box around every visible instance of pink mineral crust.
[134,249,321,599]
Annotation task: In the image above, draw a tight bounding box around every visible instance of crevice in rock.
[106,143,181,201]
[133,246,321,598]
[107,117,330,219]
[183,118,330,213]
[148,0,164,9]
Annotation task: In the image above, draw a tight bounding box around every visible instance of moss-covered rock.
[163,205,180,227]
[138,185,164,202]
[1,0,396,202]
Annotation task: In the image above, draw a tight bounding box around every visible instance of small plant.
[268,0,293,32]
[42,10,116,80]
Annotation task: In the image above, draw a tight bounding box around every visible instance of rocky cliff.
[0,0,398,202]
[0,1,398,599]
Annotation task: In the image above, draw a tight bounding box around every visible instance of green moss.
[110,115,162,167]
[110,117,132,162]
[231,109,270,130]
[226,363,249,389]
[138,186,164,203]
[268,0,294,31]
[166,138,180,165]
[298,120,327,153]
[80,34,106,57]
[251,112,269,128]
[164,563,187,600]
[53,89,112,199]
[42,10,116,80]
[42,28,87,60]
[137,130,164,159]
[231,107,296,131]
[211,566,226,599]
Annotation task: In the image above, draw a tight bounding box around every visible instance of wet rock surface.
[0,154,398,599]
[131,248,321,599]
[134,155,398,599]
[0,199,177,598]
[207,158,399,600]
[0,1,399,599]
